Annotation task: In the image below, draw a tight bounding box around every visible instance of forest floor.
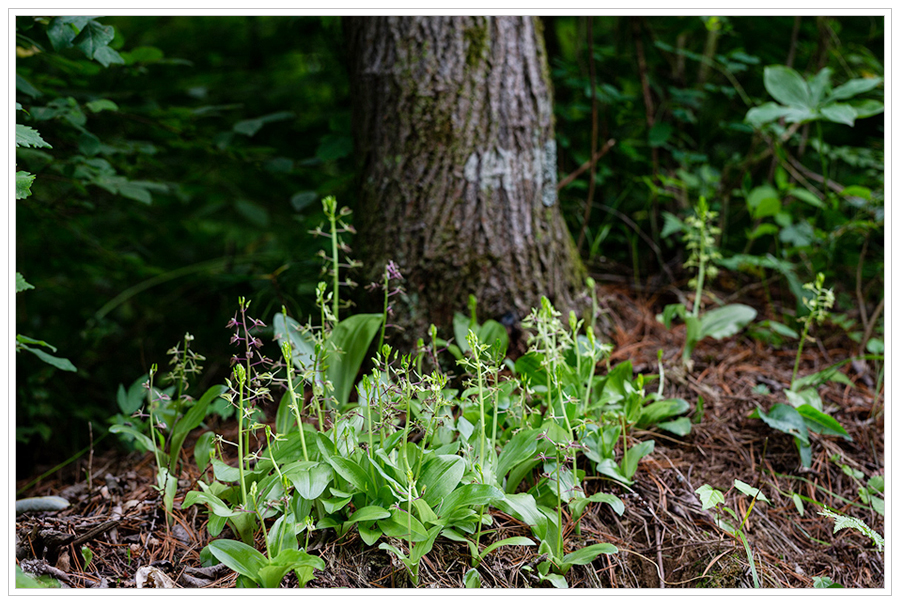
[15,280,885,590]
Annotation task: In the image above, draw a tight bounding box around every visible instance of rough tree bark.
[347,16,585,346]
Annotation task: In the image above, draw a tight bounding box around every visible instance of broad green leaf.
[657,416,692,436]
[286,462,333,500]
[621,440,654,480]
[764,65,812,108]
[746,185,779,215]
[464,568,482,588]
[16,334,55,351]
[848,99,883,119]
[733,479,771,503]
[695,484,724,510]
[108,424,155,454]
[85,99,119,113]
[377,508,429,542]
[16,124,51,148]
[495,492,545,530]
[657,303,686,329]
[820,103,857,126]
[792,493,805,516]
[22,346,78,372]
[208,539,267,581]
[785,388,821,411]
[181,489,242,518]
[544,573,568,589]
[160,467,177,513]
[233,111,295,137]
[786,187,825,209]
[478,536,534,560]
[16,565,60,588]
[867,475,884,494]
[808,67,833,105]
[583,492,625,516]
[72,20,115,62]
[796,405,851,440]
[169,384,227,470]
[420,455,465,507]
[316,434,371,494]
[841,186,872,201]
[193,431,215,471]
[211,458,242,483]
[120,46,165,64]
[699,304,757,340]
[274,313,319,377]
[752,404,809,445]
[347,505,391,524]
[479,319,509,358]
[745,102,803,128]
[648,121,673,147]
[438,484,504,517]
[660,211,684,239]
[792,362,854,390]
[828,77,881,102]
[638,398,689,428]
[326,313,383,407]
[496,428,539,480]
[46,16,93,50]
[16,273,34,293]
[560,543,618,572]
[16,171,36,199]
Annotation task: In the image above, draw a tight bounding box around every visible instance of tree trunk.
[347,16,584,347]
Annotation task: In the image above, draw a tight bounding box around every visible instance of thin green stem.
[284,358,309,462]
[792,320,811,387]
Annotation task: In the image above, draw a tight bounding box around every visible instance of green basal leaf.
[464,568,482,588]
[285,462,333,500]
[208,539,267,582]
[559,542,618,573]
[326,313,383,408]
[496,428,539,480]
[796,405,851,440]
[785,388,821,411]
[193,431,216,472]
[637,398,689,428]
[698,304,757,340]
[346,505,391,524]
[621,440,654,480]
[477,536,535,561]
[752,404,809,445]
[657,416,692,436]
[169,384,227,471]
[420,455,466,508]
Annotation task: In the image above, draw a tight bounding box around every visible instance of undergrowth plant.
[659,197,757,368]
[751,274,851,467]
[695,479,772,588]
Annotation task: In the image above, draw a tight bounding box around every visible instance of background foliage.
[15,15,883,474]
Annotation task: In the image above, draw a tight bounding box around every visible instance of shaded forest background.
[15,15,884,476]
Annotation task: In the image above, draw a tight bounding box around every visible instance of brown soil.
[15,281,885,590]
